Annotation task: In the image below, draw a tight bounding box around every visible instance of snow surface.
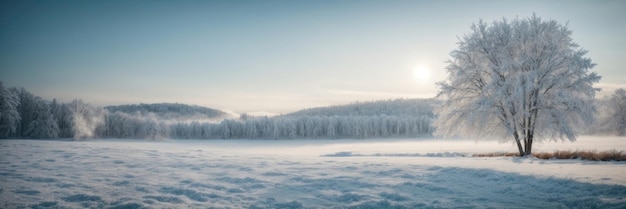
[1,136,625,208]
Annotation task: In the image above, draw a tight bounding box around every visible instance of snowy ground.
[1,136,625,208]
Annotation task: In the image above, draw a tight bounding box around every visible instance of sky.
[1,0,625,114]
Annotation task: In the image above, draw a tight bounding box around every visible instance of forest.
[0,81,624,140]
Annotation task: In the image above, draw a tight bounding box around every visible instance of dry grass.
[473,152,520,157]
[534,150,626,161]
[473,150,626,161]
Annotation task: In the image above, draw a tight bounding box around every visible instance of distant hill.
[282,98,435,118]
[104,99,436,139]
[105,103,234,123]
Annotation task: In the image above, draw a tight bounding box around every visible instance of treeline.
[102,99,435,139]
[1,81,623,140]
[0,81,107,139]
[286,98,434,117]
[168,115,433,139]
[0,82,434,140]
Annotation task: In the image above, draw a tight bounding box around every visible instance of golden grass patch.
[473,150,626,161]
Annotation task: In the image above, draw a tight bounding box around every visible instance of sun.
[413,65,431,83]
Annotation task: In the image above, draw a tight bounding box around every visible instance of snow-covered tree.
[0,82,20,138]
[142,114,163,140]
[600,89,626,135]
[69,99,106,140]
[25,99,59,139]
[435,14,600,156]
[610,89,626,135]
[12,87,39,137]
[50,99,73,138]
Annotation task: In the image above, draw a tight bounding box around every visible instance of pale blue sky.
[1,0,625,114]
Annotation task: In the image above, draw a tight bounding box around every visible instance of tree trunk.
[523,139,528,156]
[519,136,527,157]
[526,132,534,156]
[521,135,534,156]
[513,130,524,157]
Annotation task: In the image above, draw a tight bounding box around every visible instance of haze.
[1,0,625,114]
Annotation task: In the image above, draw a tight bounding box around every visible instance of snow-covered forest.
[0,82,435,140]
[0,81,624,140]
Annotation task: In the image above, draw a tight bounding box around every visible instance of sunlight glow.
[413,65,431,83]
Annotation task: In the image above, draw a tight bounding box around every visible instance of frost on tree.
[596,89,626,135]
[0,82,21,138]
[609,89,626,135]
[434,14,600,156]
[25,99,59,139]
[70,99,106,140]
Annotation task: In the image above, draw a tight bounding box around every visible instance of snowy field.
[1,136,625,208]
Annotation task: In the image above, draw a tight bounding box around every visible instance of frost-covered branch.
[435,14,600,156]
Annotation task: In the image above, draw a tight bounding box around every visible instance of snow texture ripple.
[1,137,625,208]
